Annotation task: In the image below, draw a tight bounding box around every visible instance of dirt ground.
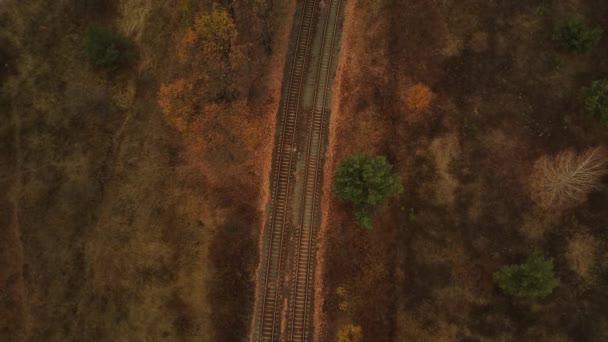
[0,0,291,341]
[321,0,608,340]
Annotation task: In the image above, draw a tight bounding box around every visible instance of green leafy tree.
[494,252,559,298]
[584,79,608,123]
[553,20,602,54]
[332,152,403,228]
[85,24,130,66]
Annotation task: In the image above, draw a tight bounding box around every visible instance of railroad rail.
[253,0,343,340]
[256,0,318,340]
[286,0,342,341]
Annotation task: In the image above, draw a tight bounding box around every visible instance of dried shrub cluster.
[530,147,608,209]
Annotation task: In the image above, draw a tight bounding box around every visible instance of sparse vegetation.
[336,286,349,311]
[332,152,403,228]
[84,24,131,66]
[337,324,363,342]
[494,252,559,298]
[193,4,238,54]
[530,147,608,209]
[584,79,608,123]
[553,20,602,54]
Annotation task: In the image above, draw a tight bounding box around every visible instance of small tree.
[332,152,403,228]
[494,252,559,298]
[530,147,608,209]
[584,79,608,123]
[553,20,602,54]
[85,24,130,66]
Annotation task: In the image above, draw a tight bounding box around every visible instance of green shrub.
[332,152,403,228]
[584,79,608,123]
[494,252,559,298]
[85,24,131,66]
[553,20,602,54]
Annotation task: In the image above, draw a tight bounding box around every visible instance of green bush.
[332,152,403,228]
[553,20,602,54]
[584,79,608,123]
[494,252,559,298]
[85,24,130,66]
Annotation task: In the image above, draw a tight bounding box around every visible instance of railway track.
[256,0,318,340]
[286,0,342,341]
[253,0,343,340]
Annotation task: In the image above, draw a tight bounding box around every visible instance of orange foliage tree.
[404,83,433,111]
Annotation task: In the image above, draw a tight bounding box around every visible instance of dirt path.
[7,90,31,340]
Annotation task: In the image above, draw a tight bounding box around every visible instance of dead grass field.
[321,0,608,340]
[0,0,291,341]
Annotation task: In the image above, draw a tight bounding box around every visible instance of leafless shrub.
[530,146,608,209]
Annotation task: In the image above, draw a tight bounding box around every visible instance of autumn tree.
[194,4,238,55]
[403,83,433,111]
[530,146,608,209]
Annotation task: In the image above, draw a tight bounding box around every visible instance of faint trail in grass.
[9,94,31,340]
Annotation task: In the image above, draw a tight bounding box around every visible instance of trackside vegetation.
[332,152,402,228]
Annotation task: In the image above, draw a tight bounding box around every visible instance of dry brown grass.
[530,146,608,209]
[566,233,597,280]
[429,131,461,207]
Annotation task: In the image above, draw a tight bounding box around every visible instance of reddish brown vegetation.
[157,8,270,189]
[530,146,608,209]
[158,78,193,132]
[403,83,432,111]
